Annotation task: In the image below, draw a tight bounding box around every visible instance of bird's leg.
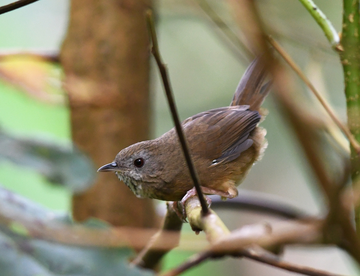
[170,201,188,222]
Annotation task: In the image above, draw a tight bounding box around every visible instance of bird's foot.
[171,187,212,222]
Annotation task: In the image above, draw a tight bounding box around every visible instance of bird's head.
[97,141,165,198]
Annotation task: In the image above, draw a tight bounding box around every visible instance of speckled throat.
[115,172,146,198]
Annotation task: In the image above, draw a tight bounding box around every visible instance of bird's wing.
[183,106,260,164]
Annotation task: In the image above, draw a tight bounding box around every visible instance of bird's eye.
[134,158,145,168]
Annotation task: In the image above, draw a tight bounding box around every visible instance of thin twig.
[145,10,209,215]
[0,0,39,15]
[160,251,213,276]
[268,25,338,60]
[193,0,252,62]
[197,0,338,62]
[297,0,340,49]
[268,36,360,155]
[239,248,345,276]
[211,192,312,220]
[162,249,345,276]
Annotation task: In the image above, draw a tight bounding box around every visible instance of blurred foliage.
[0,53,65,105]
[0,186,153,276]
[0,128,95,193]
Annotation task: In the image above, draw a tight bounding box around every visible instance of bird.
[98,57,270,202]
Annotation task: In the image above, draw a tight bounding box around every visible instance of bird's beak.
[97,162,119,172]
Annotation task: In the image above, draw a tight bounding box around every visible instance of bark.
[60,0,157,228]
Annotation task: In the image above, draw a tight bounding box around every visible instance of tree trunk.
[60,0,157,228]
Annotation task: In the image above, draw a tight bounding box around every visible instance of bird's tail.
[230,57,271,111]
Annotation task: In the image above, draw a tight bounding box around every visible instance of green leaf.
[0,129,95,193]
[0,230,55,276]
[0,230,153,276]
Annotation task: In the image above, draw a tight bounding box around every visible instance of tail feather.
[230,57,270,111]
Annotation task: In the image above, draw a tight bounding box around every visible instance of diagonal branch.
[145,10,209,215]
[162,248,345,276]
[0,0,39,15]
[239,247,344,276]
[211,191,311,220]
[160,252,212,276]
[192,0,252,61]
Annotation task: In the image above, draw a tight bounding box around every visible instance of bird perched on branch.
[98,57,270,202]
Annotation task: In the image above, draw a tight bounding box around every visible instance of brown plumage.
[98,57,270,201]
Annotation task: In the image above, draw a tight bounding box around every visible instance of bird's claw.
[171,201,188,222]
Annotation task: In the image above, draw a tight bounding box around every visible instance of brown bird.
[98,57,270,201]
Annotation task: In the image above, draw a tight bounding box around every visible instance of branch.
[162,248,345,276]
[192,0,353,154]
[185,196,230,242]
[193,0,252,62]
[160,195,327,276]
[271,33,360,267]
[211,192,311,219]
[133,190,312,269]
[145,10,209,215]
[131,203,183,269]
[210,219,321,253]
[297,0,340,49]
[196,0,337,64]
[179,194,348,276]
[0,0,39,15]
[229,0,360,264]
[160,252,212,276]
[340,0,360,235]
[3,184,347,276]
[0,186,202,251]
[268,36,360,154]
[238,247,345,276]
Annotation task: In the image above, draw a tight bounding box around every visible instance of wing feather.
[183,106,260,164]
